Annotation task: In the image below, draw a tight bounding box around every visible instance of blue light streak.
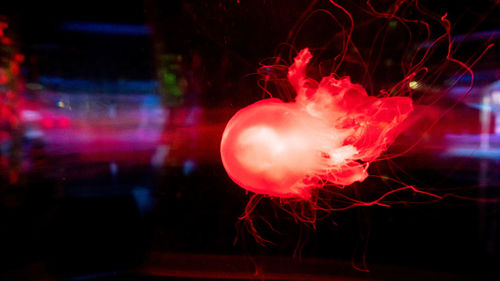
[61,21,153,36]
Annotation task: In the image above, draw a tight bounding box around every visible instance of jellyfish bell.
[221,98,355,198]
[220,48,413,199]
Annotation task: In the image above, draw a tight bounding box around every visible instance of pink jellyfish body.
[220,48,413,199]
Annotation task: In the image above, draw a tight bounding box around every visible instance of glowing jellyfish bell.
[221,48,413,199]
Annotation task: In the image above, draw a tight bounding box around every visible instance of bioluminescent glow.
[221,48,412,198]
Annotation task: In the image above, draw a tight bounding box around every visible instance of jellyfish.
[220,48,413,199]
